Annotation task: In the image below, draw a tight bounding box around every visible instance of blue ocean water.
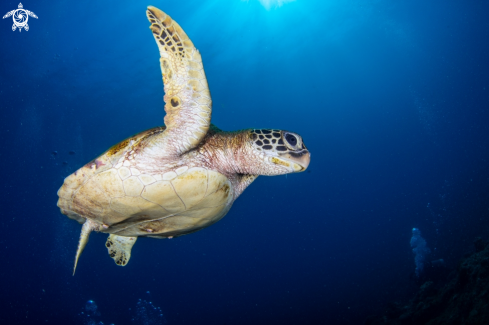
[1,0,489,324]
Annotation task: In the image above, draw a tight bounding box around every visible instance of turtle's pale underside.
[57,6,310,274]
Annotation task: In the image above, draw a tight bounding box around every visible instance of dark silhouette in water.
[367,237,489,325]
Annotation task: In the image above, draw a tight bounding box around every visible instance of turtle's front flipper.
[105,234,137,266]
[146,7,213,156]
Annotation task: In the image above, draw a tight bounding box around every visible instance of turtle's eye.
[281,131,303,151]
[285,134,297,146]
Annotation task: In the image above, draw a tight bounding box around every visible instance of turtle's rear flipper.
[106,234,137,266]
[24,23,29,31]
[73,219,100,275]
[12,24,16,31]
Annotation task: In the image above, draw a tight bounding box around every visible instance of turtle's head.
[247,129,310,175]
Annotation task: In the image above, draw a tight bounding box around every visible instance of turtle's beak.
[275,150,310,173]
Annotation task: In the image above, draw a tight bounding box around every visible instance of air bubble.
[85,300,98,313]
[133,299,167,324]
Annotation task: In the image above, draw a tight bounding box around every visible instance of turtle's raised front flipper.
[106,234,137,266]
[73,219,101,275]
[146,7,212,156]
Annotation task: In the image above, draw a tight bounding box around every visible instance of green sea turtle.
[57,6,310,275]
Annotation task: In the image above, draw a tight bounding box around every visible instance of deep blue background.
[1,0,489,324]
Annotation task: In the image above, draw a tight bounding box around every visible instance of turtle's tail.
[73,219,100,276]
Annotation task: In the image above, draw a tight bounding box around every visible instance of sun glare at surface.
[244,0,296,10]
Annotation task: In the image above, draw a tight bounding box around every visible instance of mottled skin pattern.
[57,6,310,274]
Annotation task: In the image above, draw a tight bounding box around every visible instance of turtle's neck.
[197,129,262,176]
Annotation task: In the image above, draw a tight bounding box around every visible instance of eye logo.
[3,3,38,32]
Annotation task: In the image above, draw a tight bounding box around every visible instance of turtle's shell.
[57,127,233,238]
